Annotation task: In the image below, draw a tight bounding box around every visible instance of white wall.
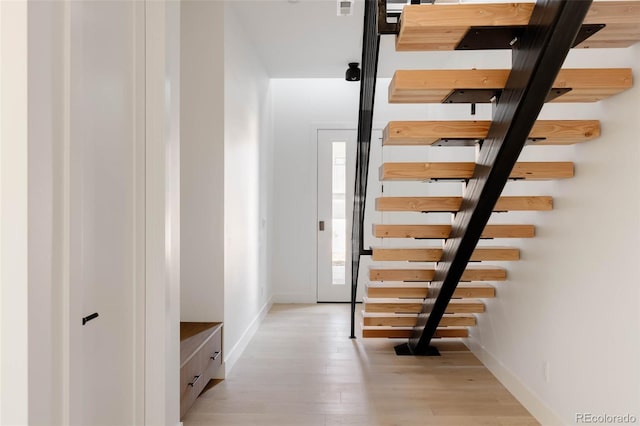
[271,78,357,302]
[180,2,274,374]
[467,45,640,425]
[180,0,225,323]
[223,4,274,372]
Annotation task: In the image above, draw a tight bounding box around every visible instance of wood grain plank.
[389,69,633,103]
[380,162,574,180]
[368,286,429,299]
[375,196,553,212]
[397,3,533,50]
[372,246,520,262]
[367,285,496,299]
[373,224,535,239]
[369,267,506,282]
[364,301,425,313]
[383,120,600,146]
[362,328,469,338]
[396,1,640,50]
[580,1,640,48]
[363,314,477,327]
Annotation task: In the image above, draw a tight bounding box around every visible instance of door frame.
[143,1,181,425]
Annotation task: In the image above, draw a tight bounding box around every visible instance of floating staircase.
[359,0,639,349]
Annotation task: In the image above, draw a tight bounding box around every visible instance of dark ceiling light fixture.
[345,62,361,82]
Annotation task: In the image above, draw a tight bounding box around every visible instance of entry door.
[317,130,356,302]
[68,2,143,424]
[317,129,381,302]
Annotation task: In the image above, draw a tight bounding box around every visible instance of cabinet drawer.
[180,326,222,419]
[205,327,223,373]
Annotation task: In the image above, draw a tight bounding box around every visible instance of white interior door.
[317,129,381,302]
[317,130,355,302]
[68,2,143,424]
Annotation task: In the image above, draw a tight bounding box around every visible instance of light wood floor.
[183,304,538,426]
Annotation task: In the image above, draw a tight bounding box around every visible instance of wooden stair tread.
[383,120,600,146]
[364,299,485,314]
[372,246,520,262]
[369,267,506,282]
[366,284,496,299]
[380,162,574,181]
[363,314,477,327]
[376,196,553,212]
[396,1,640,51]
[373,224,535,239]
[389,69,632,103]
[362,328,468,339]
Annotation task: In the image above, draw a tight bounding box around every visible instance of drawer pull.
[188,375,201,387]
[210,351,221,361]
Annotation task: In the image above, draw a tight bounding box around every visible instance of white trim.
[223,297,274,376]
[465,337,565,426]
[0,1,29,422]
[61,1,71,424]
[132,1,146,423]
[144,1,181,424]
[273,292,316,304]
[144,1,171,424]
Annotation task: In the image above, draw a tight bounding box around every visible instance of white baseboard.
[223,296,273,375]
[272,292,315,303]
[465,337,565,426]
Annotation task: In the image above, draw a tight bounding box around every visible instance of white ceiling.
[230,0,365,78]
[229,0,515,78]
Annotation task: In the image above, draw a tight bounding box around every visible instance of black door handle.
[82,313,99,325]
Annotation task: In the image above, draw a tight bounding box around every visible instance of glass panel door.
[317,130,355,301]
[317,129,382,302]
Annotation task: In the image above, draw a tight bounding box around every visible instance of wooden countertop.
[180,322,222,342]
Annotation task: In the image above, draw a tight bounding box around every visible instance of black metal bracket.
[377,0,399,34]
[394,342,440,356]
[443,87,571,104]
[433,138,483,147]
[433,137,547,147]
[377,0,436,35]
[456,23,605,50]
